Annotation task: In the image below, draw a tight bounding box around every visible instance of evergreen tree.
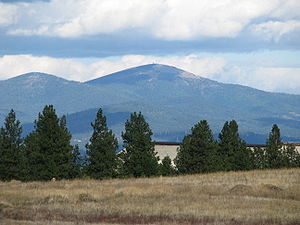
[70,144,82,178]
[58,115,79,177]
[85,108,118,179]
[122,112,159,177]
[158,156,176,176]
[25,105,75,181]
[218,121,232,170]
[175,120,220,174]
[219,120,251,171]
[0,110,25,181]
[282,144,300,168]
[251,146,267,170]
[265,124,284,169]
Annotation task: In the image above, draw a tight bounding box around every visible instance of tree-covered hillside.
[1,64,300,143]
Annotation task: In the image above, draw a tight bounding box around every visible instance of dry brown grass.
[0,168,299,225]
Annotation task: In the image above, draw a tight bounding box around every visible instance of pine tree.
[25,105,75,181]
[174,134,192,174]
[122,112,159,177]
[85,108,118,179]
[219,120,251,171]
[70,144,82,178]
[282,144,300,168]
[175,120,220,174]
[265,124,284,169]
[57,115,78,178]
[251,146,267,170]
[0,110,24,181]
[159,156,176,176]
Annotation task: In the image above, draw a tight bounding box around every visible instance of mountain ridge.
[1,64,300,145]
[3,65,298,96]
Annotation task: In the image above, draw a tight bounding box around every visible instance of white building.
[154,142,300,162]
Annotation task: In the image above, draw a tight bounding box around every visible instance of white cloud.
[4,0,298,40]
[154,0,275,40]
[0,54,299,95]
[54,0,275,40]
[270,0,300,20]
[0,55,91,81]
[0,3,17,27]
[253,67,300,93]
[7,25,50,36]
[217,65,300,94]
[54,0,165,37]
[251,20,300,41]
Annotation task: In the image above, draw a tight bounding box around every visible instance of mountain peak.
[86,63,203,85]
[2,72,75,90]
[7,72,62,81]
[134,63,180,71]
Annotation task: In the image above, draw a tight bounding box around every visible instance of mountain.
[1,64,300,145]
[0,72,130,122]
[85,64,300,141]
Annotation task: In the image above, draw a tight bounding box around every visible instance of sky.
[0,0,300,94]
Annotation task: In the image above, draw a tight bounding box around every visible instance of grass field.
[0,168,300,225]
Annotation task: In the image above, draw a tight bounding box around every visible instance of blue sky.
[0,0,300,94]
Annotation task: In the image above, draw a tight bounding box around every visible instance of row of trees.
[0,106,81,181]
[0,106,299,181]
[85,109,160,178]
[175,120,300,174]
[0,106,160,181]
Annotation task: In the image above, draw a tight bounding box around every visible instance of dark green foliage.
[85,108,119,179]
[70,144,83,178]
[282,144,300,168]
[219,120,252,171]
[251,124,300,169]
[265,124,284,169]
[175,120,220,174]
[0,110,25,181]
[159,156,176,176]
[251,147,267,170]
[122,112,159,177]
[115,151,127,178]
[1,105,298,182]
[24,105,76,181]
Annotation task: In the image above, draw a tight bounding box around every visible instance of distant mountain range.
[1,64,300,147]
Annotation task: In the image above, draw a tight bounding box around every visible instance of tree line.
[175,120,300,174]
[0,105,299,181]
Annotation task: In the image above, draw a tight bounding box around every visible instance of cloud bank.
[2,0,300,41]
[0,54,299,95]
[0,3,17,27]
[251,20,300,41]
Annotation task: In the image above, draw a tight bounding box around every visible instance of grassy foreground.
[0,169,299,225]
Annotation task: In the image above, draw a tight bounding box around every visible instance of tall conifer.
[0,110,24,181]
[175,120,220,174]
[219,120,251,171]
[122,112,159,177]
[265,124,284,169]
[25,105,75,180]
[85,108,118,179]
[70,144,82,178]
